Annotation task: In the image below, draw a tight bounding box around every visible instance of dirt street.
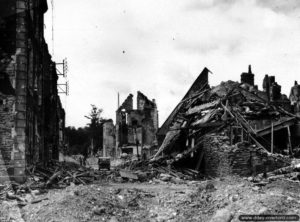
[1,176,300,222]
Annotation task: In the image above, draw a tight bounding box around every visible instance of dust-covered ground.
[1,176,300,222]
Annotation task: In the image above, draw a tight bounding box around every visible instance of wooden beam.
[287,126,293,156]
[230,125,233,145]
[167,122,224,131]
[249,134,269,153]
[241,126,244,142]
[195,149,204,171]
[256,117,296,137]
[271,122,274,154]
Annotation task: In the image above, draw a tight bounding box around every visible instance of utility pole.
[115,92,120,159]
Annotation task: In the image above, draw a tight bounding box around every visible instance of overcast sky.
[44,0,300,128]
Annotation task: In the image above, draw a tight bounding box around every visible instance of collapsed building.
[115,91,159,159]
[154,66,300,177]
[0,0,65,182]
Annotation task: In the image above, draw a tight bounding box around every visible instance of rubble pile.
[2,174,300,222]
[114,157,202,184]
[255,160,300,182]
[26,161,110,187]
[0,160,115,203]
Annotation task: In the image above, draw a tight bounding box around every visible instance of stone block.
[16,119,26,127]
[0,176,11,183]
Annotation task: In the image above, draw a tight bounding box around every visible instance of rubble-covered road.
[1,176,300,222]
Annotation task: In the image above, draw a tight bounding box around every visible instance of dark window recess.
[132,119,138,127]
[3,107,9,112]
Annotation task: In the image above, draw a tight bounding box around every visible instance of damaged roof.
[157,67,211,137]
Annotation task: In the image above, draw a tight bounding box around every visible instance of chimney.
[241,64,255,86]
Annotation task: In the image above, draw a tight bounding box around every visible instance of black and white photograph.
[1,0,300,221]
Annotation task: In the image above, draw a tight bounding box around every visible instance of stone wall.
[202,134,290,177]
[103,120,115,157]
[0,95,15,182]
[203,134,233,177]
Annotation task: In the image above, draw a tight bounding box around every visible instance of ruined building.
[102,119,115,157]
[241,65,255,86]
[155,66,300,177]
[0,0,65,182]
[290,81,300,116]
[115,91,158,158]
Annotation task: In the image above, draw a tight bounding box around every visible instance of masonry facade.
[0,0,65,182]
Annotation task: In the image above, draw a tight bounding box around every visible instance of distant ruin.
[102,91,159,159]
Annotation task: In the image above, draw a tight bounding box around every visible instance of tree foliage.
[85,104,103,129]
[65,126,90,156]
[65,105,106,157]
